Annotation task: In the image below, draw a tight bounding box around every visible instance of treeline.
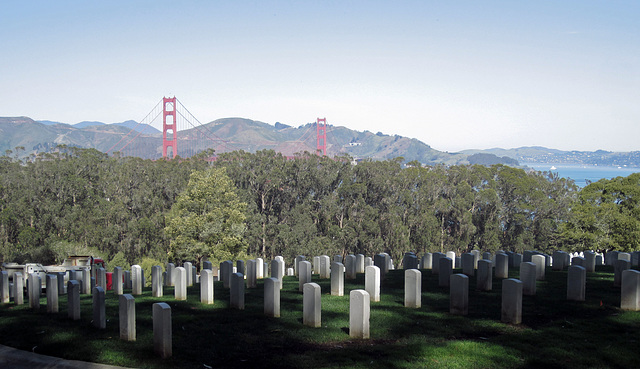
[0,147,637,268]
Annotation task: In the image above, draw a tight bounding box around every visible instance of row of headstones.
[153,251,640,316]
[4,258,639,357]
[0,271,172,358]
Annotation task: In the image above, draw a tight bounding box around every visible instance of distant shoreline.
[523,163,640,188]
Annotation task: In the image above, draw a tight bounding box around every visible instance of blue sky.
[1,1,639,152]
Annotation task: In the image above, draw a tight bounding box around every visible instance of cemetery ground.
[1,266,639,369]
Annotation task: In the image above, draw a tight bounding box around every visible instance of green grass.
[1,265,639,368]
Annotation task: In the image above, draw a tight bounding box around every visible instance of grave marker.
[175,267,187,301]
[230,272,245,309]
[614,259,631,287]
[68,280,81,320]
[350,290,370,339]
[153,303,172,359]
[438,257,453,287]
[331,262,345,296]
[113,267,124,295]
[152,265,163,297]
[450,274,469,315]
[264,277,280,318]
[501,278,523,324]
[201,269,214,304]
[477,259,492,291]
[119,294,136,341]
[404,269,421,308]
[520,262,537,296]
[299,261,312,292]
[495,253,509,279]
[621,269,640,311]
[93,287,106,329]
[12,272,23,305]
[131,265,143,295]
[303,282,321,327]
[365,265,381,302]
[1,271,10,303]
[46,274,58,313]
[28,273,41,310]
[567,265,586,301]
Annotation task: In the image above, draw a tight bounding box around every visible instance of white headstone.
[299,261,312,292]
[345,255,357,280]
[230,272,245,310]
[119,294,136,341]
[350,290,370,339]
[432,252,445,274]
[28,273,41,310]
[247,259,257,288]
[184,262,193,286]
[12,272,23,305]
[271,258,284,290]
[0,271,8,303]
[256,257,264,279]
[356,254,365,273]
[621,269,640,311]
[501,278,522,324]
[450,274,469,315]
[46,274,58,313]
[520,262,537,296]
[264,277,280,318]
[153,302,172,358]
[331,262,345,296]
[81,269,91,295]
[404,269,421,308]
[93,286,106,329]
[365,265,381,302]
[531,255,545,281]
[152,265,163,297]
[438,257,453,287]
[421,253,432,270]
[614,259,631,287]
[303,282,321,327]
[461,253,475,277]
[477,259,492,291]
[113,267,124,295]
[165,263,175,286]
[131,265,143,295]
[584,251,596,272]
[200,269,214,304]
[67,280,81,320]
[567,265,586,301]
[175,267,187,301]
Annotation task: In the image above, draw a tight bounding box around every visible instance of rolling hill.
[0,116,515,165]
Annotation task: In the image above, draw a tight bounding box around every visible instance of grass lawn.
[1,264,639,368]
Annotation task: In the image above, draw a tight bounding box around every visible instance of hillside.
[462,147,640,167]
[1,116,514,165]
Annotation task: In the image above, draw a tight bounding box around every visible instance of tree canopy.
[0,146,636,268]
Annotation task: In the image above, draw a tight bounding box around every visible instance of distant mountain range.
[37,119,161,133]
[1,116,637,166]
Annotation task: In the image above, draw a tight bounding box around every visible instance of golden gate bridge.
[106,97,330,159]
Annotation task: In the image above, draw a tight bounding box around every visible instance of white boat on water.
[550,166,557,170]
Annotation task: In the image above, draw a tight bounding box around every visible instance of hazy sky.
[2,1,639,152]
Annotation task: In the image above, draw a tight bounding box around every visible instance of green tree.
[164,167,248,267]
[561,173,640,252]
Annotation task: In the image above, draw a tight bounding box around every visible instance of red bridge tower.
[316,118,327,156]
[163,97,177,158]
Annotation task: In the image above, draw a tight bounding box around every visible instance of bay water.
[523,163,640,188]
